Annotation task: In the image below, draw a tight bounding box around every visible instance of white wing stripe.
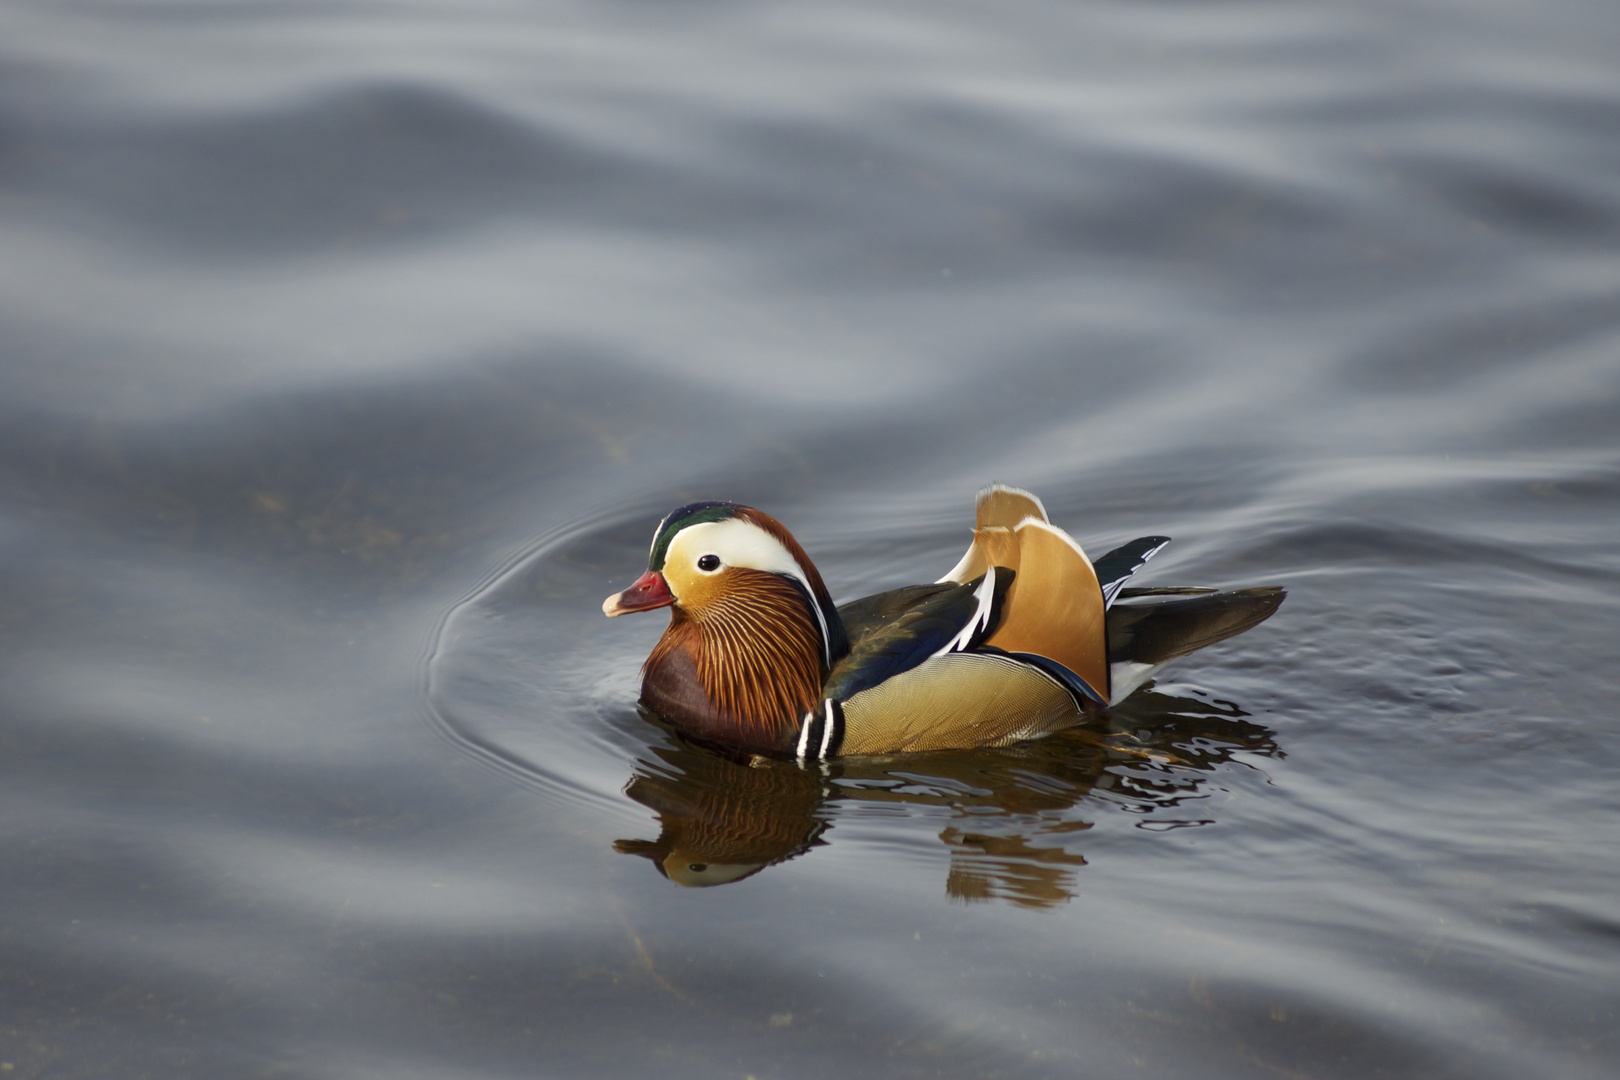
[931,566,997,659]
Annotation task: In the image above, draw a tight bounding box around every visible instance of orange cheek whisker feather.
[647,571,824,742]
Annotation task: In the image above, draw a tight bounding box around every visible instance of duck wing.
[974,518,1110,705]
[815,566,1095,757]
[828,573,1012,702]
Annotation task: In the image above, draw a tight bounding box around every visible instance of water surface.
[2,1,1618,1077]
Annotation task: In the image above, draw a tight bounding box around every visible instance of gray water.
[3,1,1618,1077]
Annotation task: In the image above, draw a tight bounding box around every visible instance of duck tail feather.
[1106,586,1285,667]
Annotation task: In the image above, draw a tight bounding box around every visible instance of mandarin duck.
[603,486,1283,762]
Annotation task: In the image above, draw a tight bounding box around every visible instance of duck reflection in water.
[615,687,1280,907]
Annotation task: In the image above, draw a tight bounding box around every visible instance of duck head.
[603,502,848,752]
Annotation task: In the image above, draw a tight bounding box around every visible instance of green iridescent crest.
[648,501,743,571]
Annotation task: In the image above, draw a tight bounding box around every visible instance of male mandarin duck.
[603,486,1283,762]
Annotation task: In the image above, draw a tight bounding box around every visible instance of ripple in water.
[428,509,1287,906]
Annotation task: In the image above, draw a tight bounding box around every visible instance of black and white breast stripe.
[795,698,845,763]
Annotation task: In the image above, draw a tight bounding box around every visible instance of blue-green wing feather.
[827,573,1010,701]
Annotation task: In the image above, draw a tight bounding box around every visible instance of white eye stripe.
[667,518,832,665]
[669,520,798,576]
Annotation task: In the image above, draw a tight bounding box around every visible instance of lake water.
[3,1,1618,1077]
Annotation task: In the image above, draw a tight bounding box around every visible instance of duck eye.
[697,554,721,572]
[688,863,708,873]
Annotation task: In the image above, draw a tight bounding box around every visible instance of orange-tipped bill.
[603,570,675,617]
